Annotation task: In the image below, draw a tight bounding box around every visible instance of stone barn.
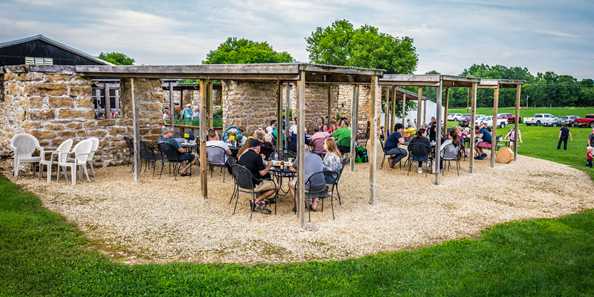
[1,64,411,167]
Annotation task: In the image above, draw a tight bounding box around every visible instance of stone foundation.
[0,66,164,166]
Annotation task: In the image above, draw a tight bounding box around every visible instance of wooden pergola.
[478,79,523,166]
[75,63,383,227]
[381,87,424,136]
[380,74,480,185]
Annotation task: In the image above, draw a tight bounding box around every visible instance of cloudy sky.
[1,0,592,78]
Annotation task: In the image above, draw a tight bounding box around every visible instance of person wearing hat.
[237,138,276,214]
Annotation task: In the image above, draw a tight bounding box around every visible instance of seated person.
[408,128,431,173]
[289,145,326,211]
[310,127,330,157]
[323,138,342,184]
[439,129,461,168]
[475,123,492,159]
[384,123,408,168]
[237,139,276,214]
[206,128,232,161]
[253,128,275,160]
[332,120,352,154]
[158,129,195,176]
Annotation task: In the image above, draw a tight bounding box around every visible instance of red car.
[497,113,522,124]
[575,114,594,128]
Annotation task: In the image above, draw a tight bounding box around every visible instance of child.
[587,146,593,168]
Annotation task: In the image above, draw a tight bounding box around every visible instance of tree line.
[99,19,592,108]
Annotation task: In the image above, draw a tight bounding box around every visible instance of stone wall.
[222,80,278,134]
[0,66,165,166]
[337,84,371,134]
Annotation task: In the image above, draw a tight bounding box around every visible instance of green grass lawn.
[448,106,594,180]
[0,176,592,297]
[449,106,593,117]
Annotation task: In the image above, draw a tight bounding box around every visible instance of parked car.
[559,115,578,126]
[575,114,594,128]
[447,113,464,121]
[497,113,522,124]
[524,113,560,126]
[475,115,507,128]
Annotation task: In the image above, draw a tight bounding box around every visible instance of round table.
[270,167,296,195]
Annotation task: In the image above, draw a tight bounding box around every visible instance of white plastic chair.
[58,139,93,185]
[9,133,41,177]
[87,137,100,179]
[39,139,73,183]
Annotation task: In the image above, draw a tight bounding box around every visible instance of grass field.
[0,176,593,297]
[1,107,592,296]
[449,107,594,181]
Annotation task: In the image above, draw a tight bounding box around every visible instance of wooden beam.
[130,78,140,183]
[491,86,500,168]
[168,81,174,130]
[369,75,379,204]
[208,82,214,129]
[416,87,423,128]
[402,92,407,125]
[443,87,449,135]
[276,81,282,153]
[104,83,111,119]
[297,71,306,227]
[350,85,359,172]
[469,82,478,173]
[514,85,522,160]
[434,81,443,185]
[199,80,209,199]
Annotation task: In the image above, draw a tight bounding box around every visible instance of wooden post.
[392,87,397,130]
[369,76,379,204]
[297,72,306,227]
[434,81,443,185]
[491,86,500,168]
[383,89,388,140]
[422,97,427,125]
[104,84,111,119]
[402,92,407,125]
[168,81,174,129]
[199,80,209,199]
[285,83,291,152]
[386,88,392,135]
[350,85,359,172]
[327,85,332,125]
[180,89,183,110]
[276,81,282,153]
[514,84,522,160]
[443,87,449,135]
[416,87,423,128]
[208,82,214,129]
[469,82,478,173]
[130,78,140,183]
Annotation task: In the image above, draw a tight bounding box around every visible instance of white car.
[475,116,507,128]
[447,113,464,121]
[524,113,559,126]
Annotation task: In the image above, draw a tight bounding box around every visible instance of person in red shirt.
[587,146,593,168]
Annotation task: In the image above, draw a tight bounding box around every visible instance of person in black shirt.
[429,117,437,142]
[237,139,276,214]
[384,123,408,168]
[557,124,572,150]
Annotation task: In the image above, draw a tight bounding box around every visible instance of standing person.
[384,123,408,168]
[181,104,193,121]
[237,139,276,214]
[557,124,572,150]
[506,126,523,148]
[332,119,352,155]
[588,128,594,147]
[192,107,200,120]
[586,146,593,168]
[429,117,437,142]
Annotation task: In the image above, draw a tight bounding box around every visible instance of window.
[24,57,53,66]
[92,81,122,119]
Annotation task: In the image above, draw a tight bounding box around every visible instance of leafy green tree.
[98,52,135,65]
[203,37,294,64]
[306,20,418,73]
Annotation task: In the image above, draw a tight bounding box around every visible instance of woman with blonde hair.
[323,137,342,173]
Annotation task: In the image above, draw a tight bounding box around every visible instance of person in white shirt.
[206,129,231,161]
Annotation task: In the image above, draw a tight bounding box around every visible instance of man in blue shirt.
[384,123,408,168]
[475,123,492,159]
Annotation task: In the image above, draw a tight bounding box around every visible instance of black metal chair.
[206,145,228,182]
[380,138,403,169]
[140,141,159,176]
[441,144,461,176]
[158,142,183,180]
[230,164,278,218]
[303,171,331,222]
